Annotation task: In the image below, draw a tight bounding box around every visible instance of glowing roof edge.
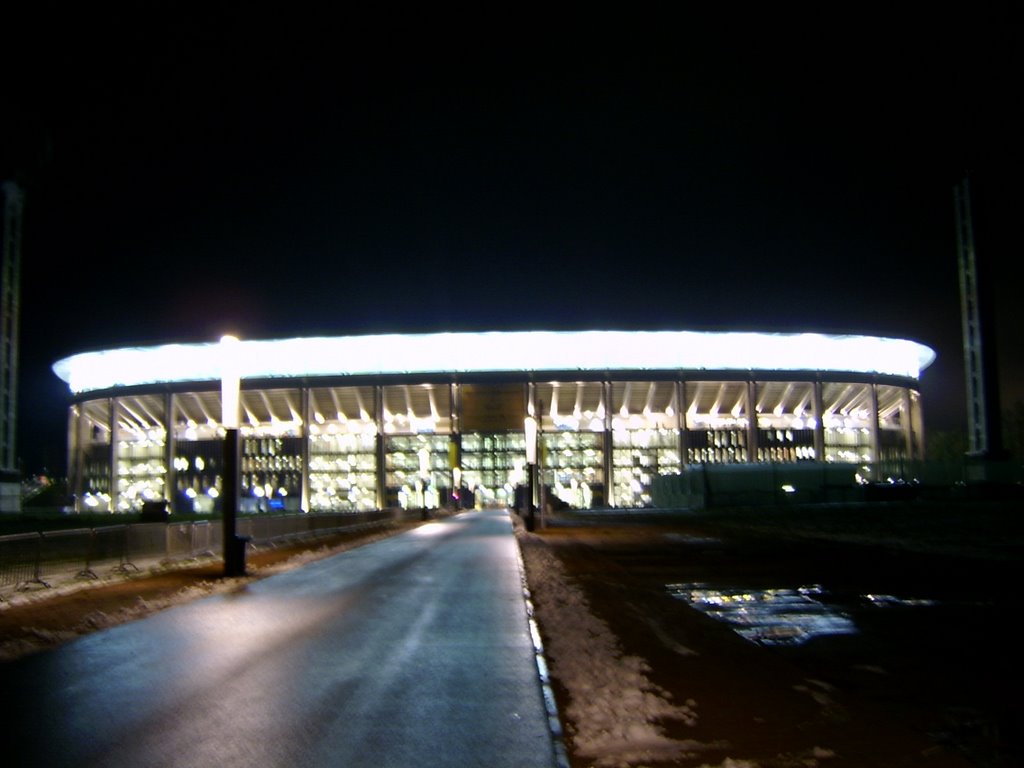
[52,330,936,395]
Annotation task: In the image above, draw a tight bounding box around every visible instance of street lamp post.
[220,334,246,576]
[524,414,537,532]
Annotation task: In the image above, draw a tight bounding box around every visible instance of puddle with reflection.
[667,583,854,646]
[665,583,935,647]
[861,593,937,608]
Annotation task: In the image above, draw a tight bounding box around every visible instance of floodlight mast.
[1,182,23,486]
[220,335,246,576]
[524,414,537,532]
[954,176,1004,460]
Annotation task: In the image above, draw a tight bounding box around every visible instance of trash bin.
[225,534,250,576]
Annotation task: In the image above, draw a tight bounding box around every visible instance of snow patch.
[516,527,726,767]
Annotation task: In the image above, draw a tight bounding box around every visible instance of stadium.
[51,330,934,514]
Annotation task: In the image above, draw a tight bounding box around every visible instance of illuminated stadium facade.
[52,331,934,514]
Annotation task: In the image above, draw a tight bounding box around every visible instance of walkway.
[0,509,562,768]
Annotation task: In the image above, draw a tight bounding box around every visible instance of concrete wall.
[651,462,862,509]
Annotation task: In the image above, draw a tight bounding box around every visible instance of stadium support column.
[69,405,84,507]
[812,381,825,461]
[300,387,310,513]
[746,380,758,463]
[910,390,925,461]
[109,398,119,513]
[901,388,914,463]
[165,393,175,513]
[450,382,461,508]
[869,382,880,475]
[677,381,688,466]
[602,381,613,507]
[374,386,386,510]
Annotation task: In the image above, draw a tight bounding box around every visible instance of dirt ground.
[1,511,1019,768]
[521,514,1020,768]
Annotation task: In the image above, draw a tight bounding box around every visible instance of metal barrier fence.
[0,508,422,594]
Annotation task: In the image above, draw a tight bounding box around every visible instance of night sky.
[4,7,1022,476]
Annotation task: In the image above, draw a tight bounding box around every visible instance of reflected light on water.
[863,593,937,607]
[667,583,856,646]
[668,584,944,647]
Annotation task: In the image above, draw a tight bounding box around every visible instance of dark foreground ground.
[521,502,1021,768]
[2,503,1021,768]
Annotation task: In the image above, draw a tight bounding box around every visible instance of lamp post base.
[225,534,248,577]
[222,428,245,576]
[525,462,536,532]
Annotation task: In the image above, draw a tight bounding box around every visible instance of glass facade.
[876,383,924,479]
[171,390,224,514]
[535,382,605,508]
[754,381,817,462]
[71,399,114,511]
[611,381,681,507]
[307,386,378,512]
[382,384,453,509]
[541,430,604,509]
[684,381,750,465]
[66,375,926,514]
[461,431,526,509]
[822,381,875,473]
[114,394,167,513]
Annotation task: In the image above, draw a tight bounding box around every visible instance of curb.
[512,522,572,768]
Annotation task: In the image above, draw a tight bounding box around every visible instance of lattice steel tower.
[1,181,22,474]
[953,176,1003,458]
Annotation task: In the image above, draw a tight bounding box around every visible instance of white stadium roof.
[53,330,936,395]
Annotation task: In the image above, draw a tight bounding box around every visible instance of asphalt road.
[0,509,560,768]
